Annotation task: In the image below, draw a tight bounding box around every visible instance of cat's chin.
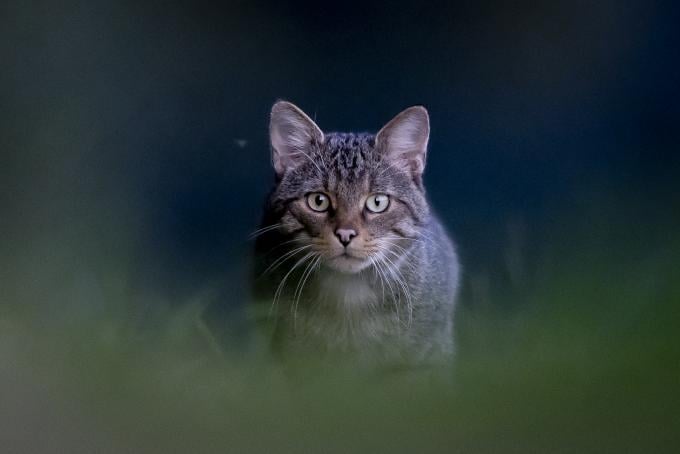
[324,254,371,274]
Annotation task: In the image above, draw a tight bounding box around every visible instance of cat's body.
[252,102,460,365]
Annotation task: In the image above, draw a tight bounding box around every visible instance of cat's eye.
[306,192,330,212]
[365,194,390,213]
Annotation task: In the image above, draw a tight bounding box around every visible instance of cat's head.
[267,101,430,274]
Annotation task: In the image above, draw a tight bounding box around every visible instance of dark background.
[2,0,678,309]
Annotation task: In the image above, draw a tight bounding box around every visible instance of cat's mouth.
[325,251,370,274]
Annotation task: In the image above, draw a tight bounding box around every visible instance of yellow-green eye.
[365,194,390,213]
[306,192,330,212]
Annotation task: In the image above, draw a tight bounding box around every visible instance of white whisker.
[376,252,414,327]
[292,254,321,329]
[261,244,312,276]
[374,241,418,275]
[270,251,316,318]
[371,255,401,324]
[368,256,386,307]
[248,223,282,240]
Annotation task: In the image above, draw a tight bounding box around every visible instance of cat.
[251,101,460,365]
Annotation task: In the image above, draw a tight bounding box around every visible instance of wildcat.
[252,101,460,365]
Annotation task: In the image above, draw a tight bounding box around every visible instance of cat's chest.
[284,272,402,348]
[315,272,377,308]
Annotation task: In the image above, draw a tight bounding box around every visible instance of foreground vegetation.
[2,199,678,453]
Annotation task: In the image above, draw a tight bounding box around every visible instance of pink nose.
[335,228,357,246]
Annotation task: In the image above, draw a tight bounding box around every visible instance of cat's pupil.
[315,195,323,205]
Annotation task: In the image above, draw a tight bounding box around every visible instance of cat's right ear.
[375,106,430,178]
[269,101,324,177]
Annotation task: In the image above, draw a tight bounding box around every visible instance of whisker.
[374,243,418,274]
[261,244,312,276]
[270,251,316,318]
[370,254,402,324]
[381,235,431,248]
[292,254,321,329]
[376,252,414,327]
[263,238,304,254]
[248,223,282,240]
[368,256,386,308]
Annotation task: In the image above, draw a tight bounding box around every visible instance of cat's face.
[267,101,430,274]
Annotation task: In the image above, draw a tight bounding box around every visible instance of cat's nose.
[335,228,357,247]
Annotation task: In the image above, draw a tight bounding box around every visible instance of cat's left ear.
[376,106,430,177]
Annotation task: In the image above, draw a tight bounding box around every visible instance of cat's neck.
[314,268,377,310]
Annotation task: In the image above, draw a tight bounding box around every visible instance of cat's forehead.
[323,132,376,153]
[275,131,402,199]
[322,132,377,182]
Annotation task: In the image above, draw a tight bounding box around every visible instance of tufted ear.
[269,101,324,177]
[375,106,430,177]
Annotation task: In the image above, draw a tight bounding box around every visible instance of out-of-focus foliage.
[2,195,678,453]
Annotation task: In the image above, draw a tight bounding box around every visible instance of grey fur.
[253,101,460,365]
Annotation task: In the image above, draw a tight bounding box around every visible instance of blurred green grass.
[1,198,679,453]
